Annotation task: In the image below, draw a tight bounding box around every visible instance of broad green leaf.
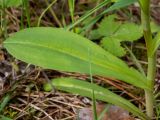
[43,78,147,120]
[101,37,126,57]
[0,0,22,8]
[4,27,150,90]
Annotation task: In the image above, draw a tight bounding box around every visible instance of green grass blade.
[66,0,111,30]
[67,0,137,30]
[88,48,97,120]
[4,27,150,90]
[98,105,110,120]
[43,78,147,120]
[0,94,11,112]
[22,0,30,27]
[101,0,137,15]
[68,0,75,23]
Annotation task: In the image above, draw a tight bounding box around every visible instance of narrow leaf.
[43,78,147,120]
[102,0,137,15]
[67,0,111,30]
[150,32,160,56]
[4,27,150,90]
[67,0,137,30]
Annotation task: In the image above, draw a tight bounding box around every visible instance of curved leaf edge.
[4,27,150,90]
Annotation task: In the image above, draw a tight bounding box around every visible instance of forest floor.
[0,0,160,120]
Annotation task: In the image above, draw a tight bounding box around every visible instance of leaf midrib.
[5,41,148,88]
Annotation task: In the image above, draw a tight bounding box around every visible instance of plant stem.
[145,56,156,118]
[68,0,75,23]
[23,0,31,27]
[140,0,156,118]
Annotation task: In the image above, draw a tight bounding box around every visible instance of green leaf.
[150,21,160,33]
[89,29,102,40]
[102,0,137,15]
[98,15,121,37]
[67,0,111,30]
[150,32,160,56]
[97,15,142,57]
[101,37,126,57]
[98,15,143,41]
[0,94,11,112]
[67,0,137,30]
[0,0,22,8]
[43,78,147,120]
[114,22,143,41]
[4,27,150,90]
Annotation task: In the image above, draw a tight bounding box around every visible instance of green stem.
[145,56,156,118]
[140,0,156,119]
[68,0,75,23]
[22,0,31,27]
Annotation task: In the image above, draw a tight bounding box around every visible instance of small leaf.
[150,21,160,33]
[97,15,142,57]
[114,22,143,41]
[98,15,120,37]
[4,27,150,90]
[101,37,126,57]
[98,15,143,41]
[43,78,147,120]
[89,29,102,40]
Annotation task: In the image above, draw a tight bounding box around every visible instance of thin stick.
[37,0,57,27]
[18,98,54,120]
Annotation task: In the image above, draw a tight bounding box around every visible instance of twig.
[18,98,54,120]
